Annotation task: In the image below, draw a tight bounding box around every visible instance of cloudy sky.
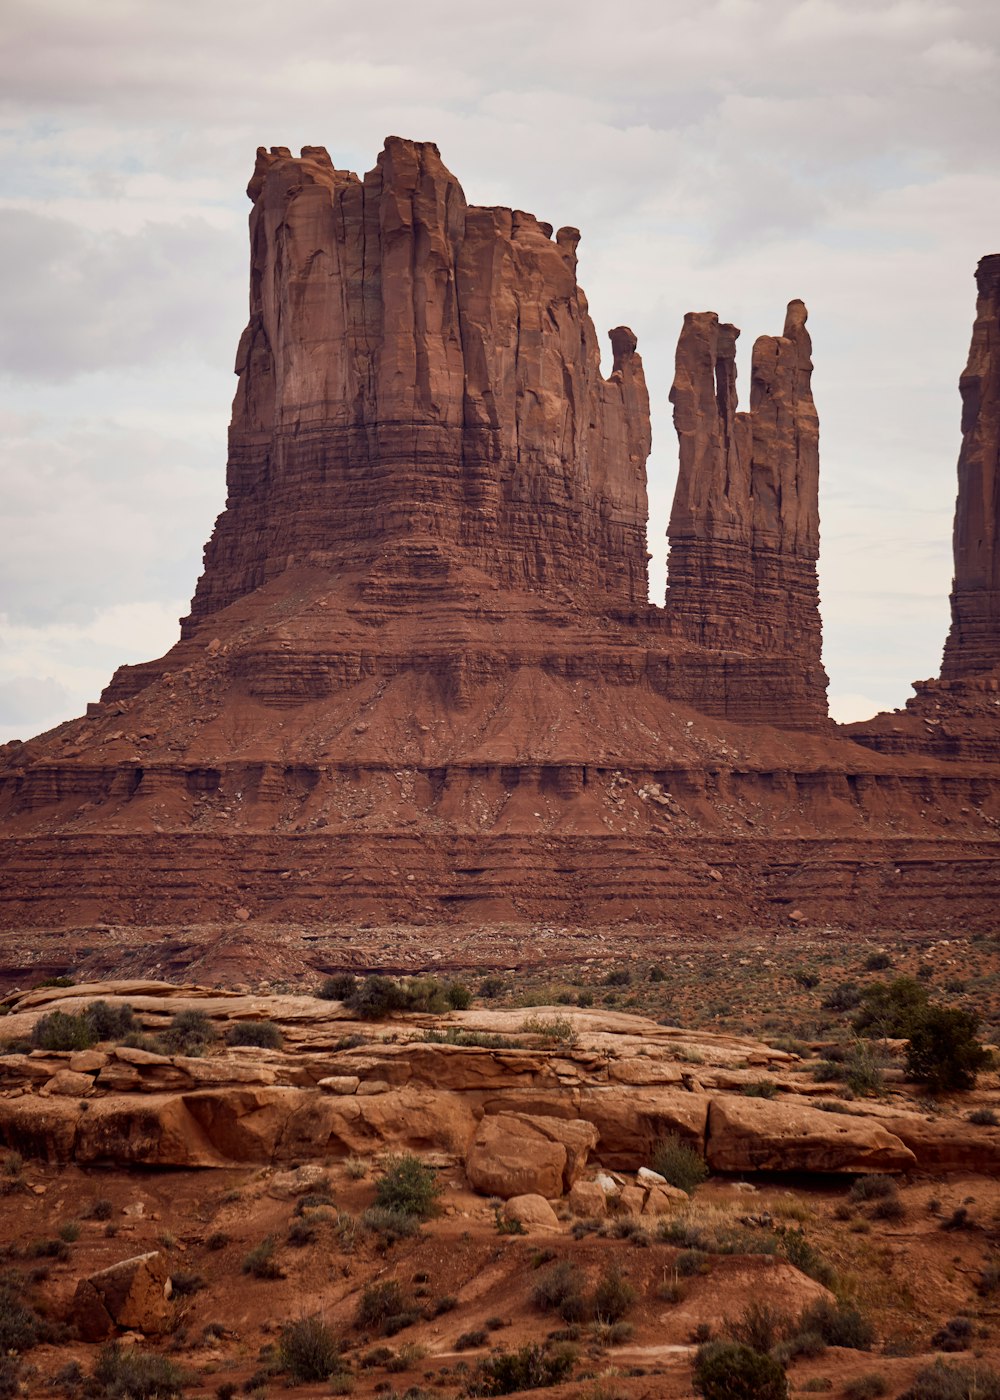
[1,0,998,741]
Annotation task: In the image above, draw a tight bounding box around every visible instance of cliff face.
[941,254,1000,681]
[185,138,651,632]
[666,301,827,727]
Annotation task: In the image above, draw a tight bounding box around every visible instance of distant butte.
[0,139,997,942]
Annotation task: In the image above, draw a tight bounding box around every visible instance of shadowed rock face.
[942,254,1000,681]
[185,137,651,632]
[666,300,827,727]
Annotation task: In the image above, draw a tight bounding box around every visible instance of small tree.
[853,977,929,1038]
[906,1007,990,1092]
[651,1133,708,1193]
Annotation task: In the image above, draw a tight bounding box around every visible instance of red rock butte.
[0,141,998,937]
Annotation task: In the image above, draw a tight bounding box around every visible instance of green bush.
[853,977,929,1038]
[241,1237,281,1279]
[592,1265,635,1322]
[346,974,463,1019]
[898,1359,1000,1400]
[355,1280,417,1335]
[92,1343,187,1398]
[85,1000,136,1041]
[30,1010,94,1052]
[277,1315,343,1383]
[844,1376,887,1400]
[445,981,473,1010]
[651,1134,708,1193]
[372,1154,441,1220]
[821,982,862,1013]
[531,1260,586,1323]
[467,1342,577,1395]
[726,1301,791,1354]
[225,1020,282,1049]
[360,1206,421,1245]
[693,1341,788,1400]
[906,1006,990,1092]
[163,1010,216,1056]
[318,974,358,1001]
[930,1317,973,1352]
[848,1175,897,1203]
[0,1283,43,1353]
[797,1299,873,1350]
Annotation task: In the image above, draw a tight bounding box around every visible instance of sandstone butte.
[0,138,998,938]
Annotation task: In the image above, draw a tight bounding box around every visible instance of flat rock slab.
[707,1095,916,1174]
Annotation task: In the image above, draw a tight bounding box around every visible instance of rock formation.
[0,141,997,934]
[942,254,1000,681]
[847,254,1000,762]
[185,138,651,631]
[666,301,827,727]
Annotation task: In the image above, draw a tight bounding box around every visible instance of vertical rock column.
[665,300,829,727]
[941,254,1000,680]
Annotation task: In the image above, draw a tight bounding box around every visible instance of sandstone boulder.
[504,1194,561,1231]
[642,1182,689,1216]
[567,1181,607,1217]
[465,1116,566,1199]
[73,1251,172,1341]
[707,1096,915,1174]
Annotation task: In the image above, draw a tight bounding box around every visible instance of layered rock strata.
[186,138,651,628]
[942,254,1000,680]
[666,302,827,728]
[848,254,1000,762]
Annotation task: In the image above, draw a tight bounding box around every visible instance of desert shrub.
[794,969,820,989]
[85,1000,137,1041]
[844,1375,888,1400]
[445,981,473,1009]
[942,1206,974,1231]
[978,1257,1000,1295]
[797,1299,873,1350]
[360,1206,421,1245]
[604,969,632,987]
[318,974,358,1001]
[205,1231,229,1251]
[650,1134,708,1193]
[776,1227,835,1287]
[802,1380,833,1394]
[30,1010,94,1052]
[693,1340,788,1400]
[92,1343,186,1398]
[423,1028,518,1049]
[478,975,506,999]
[293,1189,334,1215]
[853,977,930,1038]
[28,1237,68,1260]
[87,1198,113,1220]
[532,1260,586,1323]
[906,1007,990,1092]
[345,974,462,1019]
[0,1283,42,1353]
[287,1218,317,1247]
[821,982,862,1013]
[675,1249,710,1276]
[848,1175,898,1203]
[241,1237,281,1279]
[494,1205,527,1235]
[592,1265,635,1322]
[726,1301,791,1354]
[742,1080,779,1099]
[431,1295,458,1316]
[467,1342,577,1395]
[969,1107,999,1126]
[225,1020,282,1049]
[520,1014,576,1044]
[373,1153,441,1220]
[355,1280,417,1335]
[163,1010,216,1056]
[58,1220,80,1242]
[577,989,595,1007]
[277,1315,343,1383]
[455,1328,489,1349]
[931,1317,974,1352]
[779,1331,826,1361]
[844,1041,887,1096]
[898,1359,1000,1400]
[864,953,892,972]
[168,1271,203,1296]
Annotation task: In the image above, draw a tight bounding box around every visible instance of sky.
[1,0,998,741]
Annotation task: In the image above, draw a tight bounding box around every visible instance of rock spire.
[941,254,1000,680]
[665,300,828,727]
[184,138,651,634]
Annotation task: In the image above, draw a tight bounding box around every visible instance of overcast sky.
[1,0,998,741]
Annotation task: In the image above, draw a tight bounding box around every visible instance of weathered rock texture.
[942,255,1000,681]
[0,142,998,933]
[846,254,1000,764]
[187,138,651,627]
[666,302,827,727]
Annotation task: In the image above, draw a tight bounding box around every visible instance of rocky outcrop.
[185,138,650,629]
[666,302,828,728]
[705,1095,916,1174]
[942,255,1000,681]
[465,1113,599,1198]
[73,1252,172,1341]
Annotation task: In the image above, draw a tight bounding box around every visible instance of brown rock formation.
[186,138,650,629]
[942,254,1000,681]
[666,301,827,727]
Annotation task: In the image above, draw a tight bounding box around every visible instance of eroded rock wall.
[185,138,651,632]
[666,301,828,728]
[942,254,1000,681]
